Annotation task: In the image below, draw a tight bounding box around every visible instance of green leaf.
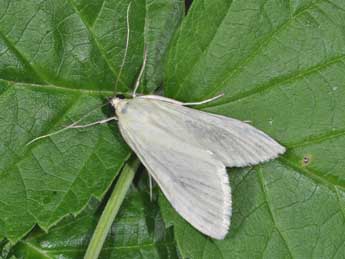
[12,187,178,259]
[143,0,184,93]
[0,0,183,242]
[162,0,345,258]
[0,239,18,259]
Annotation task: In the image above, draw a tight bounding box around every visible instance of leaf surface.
[13,188,178,259]
[0,0,183,242]
[162,0,345,258]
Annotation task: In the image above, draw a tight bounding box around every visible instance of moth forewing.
[114,98,231,239]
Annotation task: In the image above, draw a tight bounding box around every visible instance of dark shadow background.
[185,0,193,13]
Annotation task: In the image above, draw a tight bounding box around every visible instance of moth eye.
[116,94,125,99]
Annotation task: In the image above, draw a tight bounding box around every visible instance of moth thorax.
[110,97,128,114]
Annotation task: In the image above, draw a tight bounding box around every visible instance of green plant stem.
[84,157,140,259]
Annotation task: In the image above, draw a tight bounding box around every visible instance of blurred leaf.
[144,0,184,93]
[162,0,345,258]
[0,0,183,242]
[0,239,17,259]
[13,187,178,259]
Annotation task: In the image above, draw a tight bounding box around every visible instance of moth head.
[110,94,128,114]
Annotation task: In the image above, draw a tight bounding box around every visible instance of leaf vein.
[205,53,345,108]
[172,0,234,98]
[47,131,103,223]
[334,187,345,220]
[65,0,125,88]
[201,0,328,101]
[2,79,113,96]
[1,94,82,178]
[287,128,345,148]
[279,157,345,191]
[257,167,294,258]
[91,0,106,27]
[0,29,46,84]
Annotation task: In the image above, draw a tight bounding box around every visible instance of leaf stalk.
[84,157,140,259]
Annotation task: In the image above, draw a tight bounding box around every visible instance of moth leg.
[149,174,153,202]
[132,47,148,98]
[181,93,224,106]
[69,116,118,129]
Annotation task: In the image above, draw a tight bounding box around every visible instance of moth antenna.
[132,46,148,98]
[26,102,109,146]
[114,2,131,92]
[181,93,224,106]
[27,126,72,146]
[69,116,117,129]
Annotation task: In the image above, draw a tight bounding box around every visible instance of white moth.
[30,91,285,240]
[28,4,285,240]
[109,93,285,240]
[29,85,285,240]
